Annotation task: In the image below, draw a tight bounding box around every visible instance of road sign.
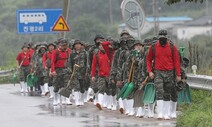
[121,0,145,36]
[52,15,70,31]
[16,9,62,34]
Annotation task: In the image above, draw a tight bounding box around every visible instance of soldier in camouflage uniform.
[31,43,48,96]
[16,43,32,93]
[140,38,156,118]
[88,34,105,105]
[146,30,181,120]
[51,39,71,106]
[67,40,87,106]
[42,42,56,99]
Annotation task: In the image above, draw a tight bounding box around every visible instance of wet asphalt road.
[0,84,176,127]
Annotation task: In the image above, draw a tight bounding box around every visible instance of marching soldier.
[51,39,71,106]
[91,42,111,110]
[31,43,48,96]
[16,43,32,93]
[141,38,155,118]
[67,40,87,106]
[146,30,181,120]
[42,42,56,99]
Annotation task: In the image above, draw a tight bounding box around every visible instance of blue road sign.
[16,9,62,34]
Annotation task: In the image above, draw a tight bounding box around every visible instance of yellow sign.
[52,15,70,31]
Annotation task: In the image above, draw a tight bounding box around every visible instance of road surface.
[0,84,176,127]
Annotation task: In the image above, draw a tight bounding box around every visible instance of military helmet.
[143,38,152,46]
[73,39,83,49]
[60,38,68,46]
[120,30,130,37]
[94,34,104,43]
[158,29,168,37]
[133,40,144,47]
[21,43,30,49]
[48,42,56,48]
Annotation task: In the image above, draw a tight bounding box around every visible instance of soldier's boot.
[79,92,84,106]
[156,100,164,120]
[163,101,171,120]
[103,93,108,108]
[112,96,117,111]
[118,98,124,114]
[83,91,88,103]
[170,101,177,119]
[57,95,61,104]
[128,99,135,116]
[24,82,29,93]
[49,86,54,99]
[87,88,94,102]
[65,94,72,105]
[148,103,155,118]
[61,96,66,105]
[44,83,49,96]
[74,92,80,106]
[123,99,129,115]
[137,107,145,118]
[20,81,24,93]
[96,93,103,110]
[53,92,59,106]
[107,95,113,110]
[40,85,45,96]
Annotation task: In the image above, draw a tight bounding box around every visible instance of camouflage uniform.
[67,49,87,93]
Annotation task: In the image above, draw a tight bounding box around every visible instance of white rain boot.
[163,101,171,120]
[53,92,59,106]
[83,91,88,103]
[118,98,124,114]
[170,101,177,119]
[128,99,135,116]
[61,96,66,105]
[20,81,24,93]
[24,82,28,93]
[103,93,108,108]
[96,93,104,110]
[88,88,94,102]
[49,86,54,99]
[93,93,98,105]
[44,83,49,95]
[57,95,61,104]
[157,100,164,119]
[137,107,145,118]
[112,96,117,111]
[107,95,113,110]
[148,103,155,118]
[65,97,72,105]
[74,92,80,106]
[123,99,129,115]
[40,85,45,96]
[79,92,84,106]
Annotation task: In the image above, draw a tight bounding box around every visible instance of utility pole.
[206,0,209,15]
[109,0,113,24]
[61,0,70,38]
[152,0,159,36]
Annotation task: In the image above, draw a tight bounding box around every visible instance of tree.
[166,0,205,5]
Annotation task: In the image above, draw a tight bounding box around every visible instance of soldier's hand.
[176,76,181,82]
[45,66,48,70]
[117,81,122,87]
[141,81,145,86]
[111,79,115,84]
[52,71,57,76]
[149,72,154,79]
[92,77,95,82]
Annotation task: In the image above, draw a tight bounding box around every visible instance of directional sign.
[16,9,62,34]
[52,16,70,31]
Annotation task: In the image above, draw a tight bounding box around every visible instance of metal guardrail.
[187,74,212,90]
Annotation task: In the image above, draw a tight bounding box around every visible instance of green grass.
[177,90,212,127]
